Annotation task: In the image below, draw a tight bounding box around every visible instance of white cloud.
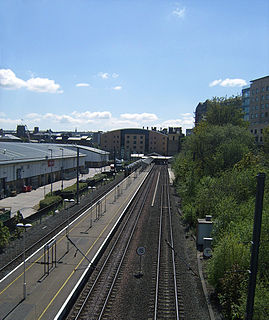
[113,86,122,91]
[98,72,109,79]
[209,78,247,87]
[0,69,26,89]
[71,111,112,120]
[26,77,63,93]
[209,79,222,87]
[160,113,194,133]
[98,72,119,80]
[172,7,186,18]
[76,83,90,87]
[0,68,63,93]
[120,113,158,121]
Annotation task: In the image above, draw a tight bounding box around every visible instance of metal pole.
[245,173,266,320]
[60,148,64,191]
[49,149,53,194]
[23,228,26,300]
[76,147,79,204]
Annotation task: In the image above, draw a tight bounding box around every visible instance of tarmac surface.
[0,168,149,320]
[0,167,109,219]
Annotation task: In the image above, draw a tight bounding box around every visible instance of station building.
[0,143,87,199]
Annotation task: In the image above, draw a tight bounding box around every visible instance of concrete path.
[0,167,109,219]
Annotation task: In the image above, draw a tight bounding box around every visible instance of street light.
[16,222,32,300]
[48,148,53,194]
[64,198,75,252]
[60,148,64,191]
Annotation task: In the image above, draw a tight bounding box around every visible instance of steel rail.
[166,167,180,319]
[0,175,125,276]
[70,166,158,320]
[154,166,180,320]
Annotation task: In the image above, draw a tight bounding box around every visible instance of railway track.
[66,166,159,320]
[0,175,124,278]
[152,166,185,319]
[67,165,185,320]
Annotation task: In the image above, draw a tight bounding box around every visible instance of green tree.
[205,96,246,127]
[0,221,10,252]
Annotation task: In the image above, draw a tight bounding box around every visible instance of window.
[265,112,268,117]
[262,87,265,92]
[133,136,137,139]
[260,136,263,142]
[261,104,264,109]
[256,97,259,102]
[261,113,264,118]
[266,95,269,100]
[261,129,263,134]
[255,113,258,118]
[255,105,259,110]
[261,95,264,100]
[254,129,257,134]
[266,104,269,108]
[256,88,259,94]
[266,86,269,91]
[252,89,255,95]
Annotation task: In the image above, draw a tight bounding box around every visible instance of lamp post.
[64,198,75,252]
[16,223,32,300]
[48,148,53,194]
[60,148,64,191]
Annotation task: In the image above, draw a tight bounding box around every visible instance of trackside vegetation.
[172,96,269,319]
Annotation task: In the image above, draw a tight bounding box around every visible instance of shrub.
[39,195,62,209]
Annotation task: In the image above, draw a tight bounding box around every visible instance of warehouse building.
[57,144,109,168]
[0,143,86,199]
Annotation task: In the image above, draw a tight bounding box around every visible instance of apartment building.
[248,76,269,143]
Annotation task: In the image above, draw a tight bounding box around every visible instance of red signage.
[48,159,55,167]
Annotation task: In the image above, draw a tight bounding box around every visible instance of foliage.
[39,194,62,209]
[205,96,246,127]
[62,182,88,194]
[0,221,10,250]
[172,96,269,319]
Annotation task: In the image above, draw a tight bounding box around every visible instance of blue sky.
[0,0,268,133]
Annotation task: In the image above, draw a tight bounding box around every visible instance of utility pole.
[245,173,265,320]
[76,146,79,204]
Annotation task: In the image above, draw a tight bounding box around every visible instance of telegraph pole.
[245,173,265,320]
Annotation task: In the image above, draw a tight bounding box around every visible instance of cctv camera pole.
[245,173,265,320]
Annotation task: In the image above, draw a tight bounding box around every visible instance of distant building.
[242,86,250,121]
[100,127,184,159]
[167,127,182,155]
[247,75,269,144]
[195,101,209,126]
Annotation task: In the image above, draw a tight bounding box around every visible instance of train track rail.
[66,166,159,320]
[152,166,185,319]
[0,175,125,278]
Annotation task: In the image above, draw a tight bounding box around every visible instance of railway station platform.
[0,167,150,320]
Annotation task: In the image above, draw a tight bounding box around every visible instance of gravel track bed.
[0,175,123,278]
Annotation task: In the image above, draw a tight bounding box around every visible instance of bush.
[0,221,10,251]
[39,195,62,209]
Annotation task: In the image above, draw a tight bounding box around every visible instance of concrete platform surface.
[0,169,149,320]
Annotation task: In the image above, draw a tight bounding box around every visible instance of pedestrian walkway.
[0,167,109,219]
